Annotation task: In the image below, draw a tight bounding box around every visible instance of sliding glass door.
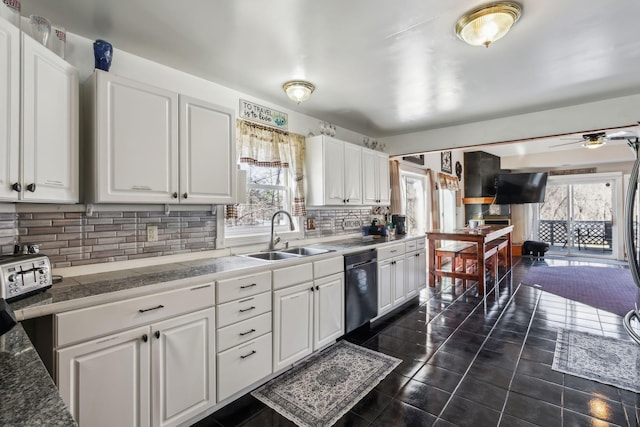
[538,173,621,258]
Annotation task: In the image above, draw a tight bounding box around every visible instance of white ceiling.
[20,0,640,141]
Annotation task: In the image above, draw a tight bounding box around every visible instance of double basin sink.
[243,246,333,261]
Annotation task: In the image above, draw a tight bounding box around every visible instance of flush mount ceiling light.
[582,133,607,149]
[455,2,522,48]
[283,80,315,104]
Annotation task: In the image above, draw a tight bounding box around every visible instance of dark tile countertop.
[0,323,76,426]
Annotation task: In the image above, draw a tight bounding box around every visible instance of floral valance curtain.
[226,120,306,218]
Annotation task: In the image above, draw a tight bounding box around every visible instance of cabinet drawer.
[416,238,426,250]
[217,333,272,401]
[217,312,272,352]
[273,263,313,290]
[217,291,271,328]
[217,271,271,304]
[405,240,417,252]
[313,256,343,279]
[377,243,404,261]
[56,283,214,347]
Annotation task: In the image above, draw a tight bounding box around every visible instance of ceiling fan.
[551,130,637,149]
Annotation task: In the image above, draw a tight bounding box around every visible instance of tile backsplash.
[2,210,216,268]
[0,206,378,269]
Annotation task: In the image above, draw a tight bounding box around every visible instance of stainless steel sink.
[281,247,332,256]
[243,251,301,261]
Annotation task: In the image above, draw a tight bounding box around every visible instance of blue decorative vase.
[93,39,113,71]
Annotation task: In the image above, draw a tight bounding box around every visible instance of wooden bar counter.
[427,224,514,294]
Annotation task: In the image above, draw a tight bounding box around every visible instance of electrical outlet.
[306,218,316,230]
[147,224,158,242]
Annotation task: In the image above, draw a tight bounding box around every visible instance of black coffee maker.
[391,215,406,235]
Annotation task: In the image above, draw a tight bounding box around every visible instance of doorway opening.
[537,173,622,259]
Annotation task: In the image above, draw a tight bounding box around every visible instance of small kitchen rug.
[251,340,401,427]
[552,328,640,393]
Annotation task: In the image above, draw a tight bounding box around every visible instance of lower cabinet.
[377,254,405,316]
[56,308,216,427]
[273,263,344,372]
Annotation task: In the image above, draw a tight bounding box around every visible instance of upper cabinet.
[83,70,235,205]
[306,135,362,206]
[0,20,79,203]
[0,18,20,201]
[362,148,390,205]
[306,135,389,207]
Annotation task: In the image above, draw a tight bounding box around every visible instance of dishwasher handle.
[346,258,377,270]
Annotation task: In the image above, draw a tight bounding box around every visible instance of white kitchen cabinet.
[362,148,390,205]
[313,272,344,350]
[178,95,235,204]
[57,325,151,427]
[57,307,215,427]
[21,34,79,202]
[305,135,362,206]
[0,22,78,202]
[216,272,273,401]
[273,281,313,371]
[151,309,216,427]
[272,258,344,371]
[0,18,19,200]
[405,250,419,299]
[376,243,406,316]
[84,70,235,204]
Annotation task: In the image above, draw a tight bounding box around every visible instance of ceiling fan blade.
[551,140,582,148]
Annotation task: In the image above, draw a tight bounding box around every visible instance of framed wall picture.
[441,151,452,174]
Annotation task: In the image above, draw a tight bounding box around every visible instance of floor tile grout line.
[495,287,545,427]
[432,279,532,424]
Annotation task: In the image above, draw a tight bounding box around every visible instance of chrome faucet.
[269,210,295,250]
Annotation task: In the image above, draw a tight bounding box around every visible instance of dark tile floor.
[194,256,640,427]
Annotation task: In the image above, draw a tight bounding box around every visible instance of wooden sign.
[239,99,288,130]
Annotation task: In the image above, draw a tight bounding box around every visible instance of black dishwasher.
[344,249,378,333]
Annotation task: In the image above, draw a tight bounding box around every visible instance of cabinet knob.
[27,183,36,192]
[183,193,188,199]
[310,287,315,292]
[11,182,21,192]
[142,334,148,342]
[346,198,350,203]
[154,330,160,339]
[315,286,319,291]
[172,192,178,199]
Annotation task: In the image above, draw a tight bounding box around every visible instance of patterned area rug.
[553,328,640,393]
[252,341,401,427]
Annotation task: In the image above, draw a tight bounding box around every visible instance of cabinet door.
[392,257,406,306]
[273,282,313,371]
[313,273,344,350]
[151,308,215,427]
[22,34,79,202]
[343,143,362,204]
[362,149,378,205]
[416,249,427,290]
[323,137,346,205]
[377,260,393,315]
[56,326,151,427]
[179,95,235,204]
[377,152,390,205]
[405,252,418,299]
[96,71,179,203]
[0,19,19,201]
